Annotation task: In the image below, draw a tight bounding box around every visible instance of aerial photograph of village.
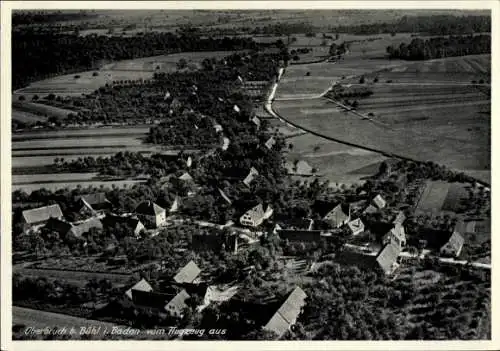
[8,7,491,342]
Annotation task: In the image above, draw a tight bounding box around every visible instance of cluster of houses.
[116,258,306,338]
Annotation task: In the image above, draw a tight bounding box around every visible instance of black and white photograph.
[1,2,496,347]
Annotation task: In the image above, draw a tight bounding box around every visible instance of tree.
[177,58,188,70]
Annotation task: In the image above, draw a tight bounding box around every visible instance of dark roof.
[135,201,165,216]
[22,204,63,224]
[132,290,174,310]
[43,217,73,235]
[102,214,143,230]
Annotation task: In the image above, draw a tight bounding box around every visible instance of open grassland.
[12,108,49,123]
[274,100,490,176]
[344,54,491,84]
[286,133,386,186]
[12,101,76,119]
[276,58,405,98]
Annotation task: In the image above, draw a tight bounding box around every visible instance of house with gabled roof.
[74,193,112,212]
[68,217,103,239]
[173,260,201,284]
[169,196,181,214]
[243,167,259,187]
[165,289,191,318]
[363,204,378,214]
[382,223,406,248]
[22,204,64,231]
[186,156,193,168]
[347,218,365,236]
[123,278,153,305]
[102,214,145,238]
[376,241,401,275]
[372,194,387,209]
[197,284,239,312]
[263,287,307,338]
[323,203,350,228]
[213,123,223,133]
[222,137,231,151]
[264,136,276,150]
[135,201,167,228]
[233,104,241,113]
[251,116,261,129]
[240,203,273,227]
[392,211,406,226]
[440,228,465,257]
[178,172,194,182]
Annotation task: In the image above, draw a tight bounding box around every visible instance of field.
[273,51,491,183]
[13,50,246,99]
[415,181,471,213]
[13,306,119,329]
[12,101,76,119]
[12,108,48,123]
[12,126,163,193]
[13,266,132,287]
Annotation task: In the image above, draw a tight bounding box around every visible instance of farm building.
[264,136,276,150]
[74,193,112,212]
[165,289,191,318]
[376,241,401,276]
[363,204,378,214]
[213,123,223,133]
[173,260,201,284]
[240,203,273,227]
[135,201,167,228]
[178,172,194,182]
[243,167,259,187]
[102,214,146,238]
[392,211,406,226]
[222,137,231,151]
[68,218,103,239]
[123,278,153,306]
[347,218,365,236]
[197,284,239,312]
[186,156,193,168]
[440,230,465,258]
[382,223,406,248]
[22,204,63,230]
[169,196,181,214]
[263,287,307,338]
[372,194,387,209]
[233,104,241,113]
[251,116,261,129]
[323,204,350,228]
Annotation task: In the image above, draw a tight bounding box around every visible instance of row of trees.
[386,35,490,60]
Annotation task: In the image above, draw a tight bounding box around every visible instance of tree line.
[386,34,490,60]
[330,15,490,36]
[12,30,259,89]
